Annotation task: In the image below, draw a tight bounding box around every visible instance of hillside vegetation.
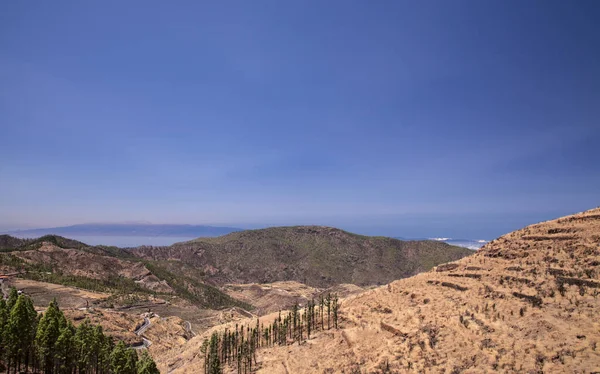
[158,208,600,373]
[0,236,249,310]
[0,235,31,251]
[132,226,473,287]
[1,226,472,321]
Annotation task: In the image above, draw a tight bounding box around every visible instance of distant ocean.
[430,238,488,250]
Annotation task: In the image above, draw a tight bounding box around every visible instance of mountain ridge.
[132,225,473,288]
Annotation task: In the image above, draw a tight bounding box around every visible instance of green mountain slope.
[0,234,30,250]
[132,226,474,287]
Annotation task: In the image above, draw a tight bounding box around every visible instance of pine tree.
[55,323,75,374]
[100,335,115,374]
[124,348,138,374]
[326,293,331,330]
[3,294,37,373]
[255,319,260,349]
[24,295,38,371]
[319,295,324,330]
[332,294,339,329]
[137,350,160,374]
[109,341,129,374]
[75,319,95,373]
[36,298,64,373]
[291,303,298,340]
[299,311,304,341]
[0,298,8,362]
[6,287,18,310]
[201,338,208,374]
[0,295,159,374]
[208,331,221,374]
[305,303,311,339]
[92,324,105,373]
[38,316,59,373]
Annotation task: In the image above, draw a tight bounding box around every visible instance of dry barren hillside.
[160,208,600,373]
[4,241,173,292]
[0,235,250,311]
[132,226,473,288]
[17,242,173,292]
[223,281,364,315]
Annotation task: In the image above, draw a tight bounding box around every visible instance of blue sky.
[1,0,599,239]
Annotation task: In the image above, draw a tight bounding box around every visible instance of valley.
[3,209,599,372]
[0,226,471,373]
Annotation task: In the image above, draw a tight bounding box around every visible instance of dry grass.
[158,207,600,373]
[223,281,364,315]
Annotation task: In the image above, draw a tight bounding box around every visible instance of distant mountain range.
[0,224,473,302]
[4,223,242,238]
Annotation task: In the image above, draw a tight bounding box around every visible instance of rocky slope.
[160,208,600,373]
[131,226,473,288]
[5,240,172,292]
[0,236,248,310]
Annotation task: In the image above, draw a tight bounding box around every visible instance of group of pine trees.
[202,293,340,374]
[0,288,159,374]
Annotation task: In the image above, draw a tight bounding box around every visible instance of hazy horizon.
[0,206,590,240]
[4,221,494,249]
[2,1,599,238]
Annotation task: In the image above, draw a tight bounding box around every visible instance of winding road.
[131,337,152,350]
[134,317,151,336]
[132,317,152,350]
[131,316,195,350]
